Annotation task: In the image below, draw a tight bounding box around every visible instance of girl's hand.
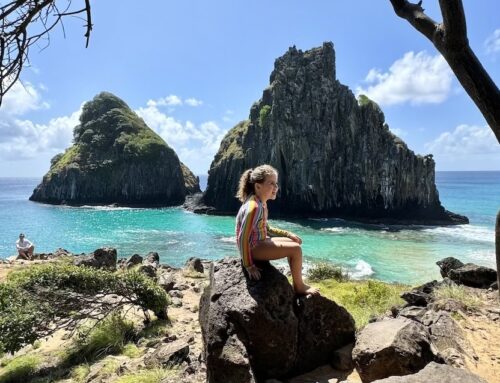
[288,234,302,244]
[246,265,262,280]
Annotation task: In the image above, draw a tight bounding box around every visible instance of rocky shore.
[0,250,498,383]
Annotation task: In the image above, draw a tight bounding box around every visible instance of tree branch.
[438,0,467,48]
[389,0,441,45]
[389,0,500,143]
[0,0,92,106]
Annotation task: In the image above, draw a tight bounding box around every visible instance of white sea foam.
[349,260,374,279]
[220,236,236,243]
[79,205,139,211]
[421,225,494,244]
[321,227,347,234]
[466,249,496,265]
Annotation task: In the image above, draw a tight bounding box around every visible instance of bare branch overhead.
[390,0,500,143]
[0,0,92,106]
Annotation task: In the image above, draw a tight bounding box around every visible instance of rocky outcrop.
[371,362,487,383]
[74,247,117,270]
[181,162,201,194]
[353,318,437,382]
[436,257,497,289]
[199,258,355,382]
[202,42,467,224]
[30,92,199,206]
[436,257,465,278]
[449,264,497,289]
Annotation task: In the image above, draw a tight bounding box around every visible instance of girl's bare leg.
[252,238,319,295]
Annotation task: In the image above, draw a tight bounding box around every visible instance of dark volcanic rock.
[448,263,497,288]
[74,247,117,270]
[185,257,204,273]
[202,42,467,224]
[371,362,487,383]
[352,318,437,383]
[30,92,199,206]
[436,257,465,278]
[181,162,201,194]
[199,258,355,382]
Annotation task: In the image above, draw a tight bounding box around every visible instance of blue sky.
[1,0,499,177]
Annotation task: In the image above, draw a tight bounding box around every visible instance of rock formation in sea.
[202,42,467,224]
[30,92,200,206]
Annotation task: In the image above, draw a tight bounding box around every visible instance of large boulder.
[406,310,477,368]
[436,257,464,278]
[371,362,487,382]
[352,318,437,383]
[201,42,467,225]
[448,263,497,288]
[74,247,117,270]
[30,92,199,206]
[200,258,355,382]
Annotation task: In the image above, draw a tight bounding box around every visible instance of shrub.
[307,262,349,282]
[259,105,271,126]
[0,355,40,383]
[0,264,169,354]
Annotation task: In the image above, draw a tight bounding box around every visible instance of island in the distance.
[30,92,200,206]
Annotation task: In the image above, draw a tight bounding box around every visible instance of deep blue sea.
[1,172,498,285]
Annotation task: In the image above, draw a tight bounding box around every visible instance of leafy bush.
[259,105,271,126]
[0,264,169,354]
[0,355,40,383]
[307,262,349,282]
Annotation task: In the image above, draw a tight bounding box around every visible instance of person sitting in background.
[16,233,34,260]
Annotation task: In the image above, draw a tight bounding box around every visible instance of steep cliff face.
[203,42,467,224]
[30,92,199,206]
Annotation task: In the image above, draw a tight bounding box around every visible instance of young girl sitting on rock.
[235,164,319,295]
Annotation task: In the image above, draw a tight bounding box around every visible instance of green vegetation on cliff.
[49,92,173,176]
[212,120,250,167]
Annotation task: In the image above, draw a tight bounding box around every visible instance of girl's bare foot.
[294,283,320,296]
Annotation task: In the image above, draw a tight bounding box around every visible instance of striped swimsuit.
[235,194,291,268]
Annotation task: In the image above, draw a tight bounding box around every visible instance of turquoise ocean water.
[0,172,498,285]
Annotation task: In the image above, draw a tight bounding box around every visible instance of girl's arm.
[266,224,291,238]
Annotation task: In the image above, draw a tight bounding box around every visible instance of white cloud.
[485,29,500,55]
[0,109,80,160]
[424,125,500,170]
[136,104,226,174]
[147,94,183,107]
[1,81,50,115]
[356,51,453,106]
[185,98,203,107]
[145,95,204,108]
